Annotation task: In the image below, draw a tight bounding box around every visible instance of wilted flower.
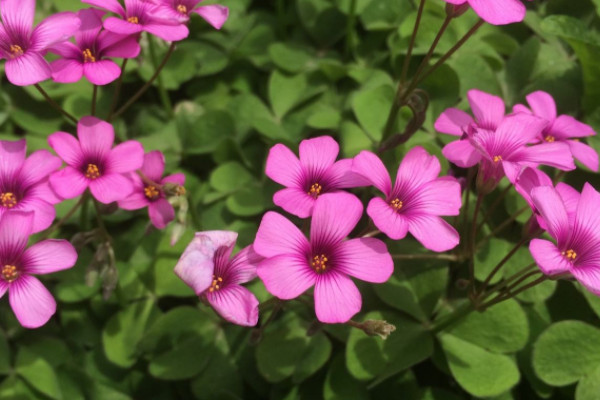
[151,0,229,29]
[441,0,530,25]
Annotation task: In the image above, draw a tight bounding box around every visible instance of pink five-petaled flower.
[0,140,62,233]
[529,183,600,296]
[254,192,394,323]
[513,90,598,172]
[151,0,229,29]
[352,147,462,252]
[0,211,77,328]
[174,231,262,326]
[0,0,80,86]
[118,151,185,229]
[50,8,141,86]
[48,116,144,204]
[266,136,368,218]
[441,0,530,25]
[83,0,189,42]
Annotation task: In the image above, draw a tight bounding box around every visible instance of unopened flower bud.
[445,3,470,18]
[163,182,186,197]
[361,319,396,340]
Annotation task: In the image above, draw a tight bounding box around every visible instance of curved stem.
[107,58,128,121]
[468,193,484,295]
[39,194,87,240]
[479,262,537,302]
[33,84,78,124]
[148,34,173,118]
[91,85,98,116]
[477,184,512,231]
[480,274,547,310]
[477,205,530,248]
[400,0,427,84]
[477,236,530,298]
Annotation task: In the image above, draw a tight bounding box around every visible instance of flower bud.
[163,182,186,197]
[445,3,470,18]
[360,319,396,340]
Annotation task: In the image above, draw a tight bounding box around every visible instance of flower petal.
[4,53,51,86]
[30,12,81,51]
[51,59,84,84]
[163,172,185,186]
[568,140,599,172]
[550,115,596,139]
[227,245,262,284]
[529,239,572,276]
[89,173,134,203]
[531,186,569,243]
[103,17,144,35]
[9,275,56,329]
[410,177,462,216]
[207,284,258,326]
[1,0,34,37]
[525,91,556,122]
[22,239,77,274]
[17,198,56,233]
[442,139,482,168]
[407,214,459,252]
[352,151,392,197]
[83,60,122,86]
[467,89,505,129]
[0,139,26,179]
[257,254,316,299]
[81,0,125,16]
[99,32,141,58]
[556,182,580,221]
[78,116,115,160]
[467,0,526,25]
[334,238,393,283]
[310,192,362,248]
[143,22,189,42]
[273,187,315,219]
[49,167,88,200]
[366,197,409,240]
[141,150,165,182]
[0,281,6,299]
[515,142,575,172]
[573,183,600,243]
[396,146,441,190]
[0,211,33,256]
[20,150,62,188]
[571,266,600,296]
[48,132,84,166]
[75,8,104,47]
[434,108,474,136]
[314,271,361,323]
[265,143,302,187]
[148,198,174,229]
[325,159,371,189]
[299,136,339,180]
[193,5,229,29]
[106,140,144,174]
[254,212,309,258]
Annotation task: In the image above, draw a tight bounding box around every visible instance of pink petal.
[117,188,148,210]
[20,150,62,188]
[265,144,302,188]
[48,132,84,166]
[22,240,77,274]
[4,53,51,86]
[257,254,316,299]
[162,172,185,186]
[314,271,361,323]
[531,186,569,242]
[254,212,309,258]
[0,0,34,36]
[75,8,104,47]
[0,211,33,255]
[407,214,459,252]
[0,281,6,299]
[467,89,505,129]
[103,17,144,35]
[514,167,552,209]
[83,60,122,86]
[143,22,189,42]
[106,140,144,174]
[334,238,393,283]
[512,104,533,115]
[351,151,392,197]
[17,198,56,233]
[9,275,56,329]
[48,42,81,59]
[434,108,474,136]
[516,142,575,171]
[568,140,598,172]
[228,245,262,284]
[0,139,26,178]
[467,0,526,25]
[493,114,548,148]
[99,33,141,58]
[207,284,258,326]
[501,160,523,184]
[27,180,62,206]
[310,192,362,247]
[148,198,175,229]
[273,187,315,218]
[556,182,580,220]
[49,167,89,200]
[81,0,125,16]
[51,59,84,84]
[366,197,409,240]
[193,5,229,29]
[89,173,134,203]
[325,159,371,189]
[550,115,596,139]
[442,140,482,168]
[411,178,462,216]
[141,150,165,182]
[573,183,600,243]
[299,136,339,179]
[396,146,441,190]
[571,266,600,296]
[30,12,81,51]
[529,239,571,276]
[525,91,557,122]
[78,116,115,159]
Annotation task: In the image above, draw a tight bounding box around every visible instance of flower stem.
[480,274,547,310]
[111,42,176,121]
[476,205,530,248]
[91,85,98,116]
[392,253,458,261]
[468,192,484,295]
[107,58,128,121]
[344,0,358,58]
[33,84,78,124]
[477,184,512,231]
[148,34,173,118]
[39,194,87,240]
[400,0,427,84]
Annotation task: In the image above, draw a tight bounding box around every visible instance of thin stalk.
[111,42,176,121]
[108,58,128,121]
[477,205,529,248]
[477,236,530,298]
[480,262,537,302]
[91,85,98,116]
[148,34,173,118]
[477,184,512,231]
[481,275,547,310]
[39,194,87,239]
[462,168,474,232]
[93,198,111,241]
[393,253,458,262]
[468,193,484,295]
[344,0,358,58]
[33,84,78,124]
[400,0,427,83]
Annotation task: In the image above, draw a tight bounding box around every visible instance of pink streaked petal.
[5,53,51,86]
[512,104,532,115]
[325,159,371,189]
[144,22,189,42]
[22,240,77,274]
[556,182,580,220]
[207,284,258,326]
[515,167,552,209]
[83,60,122,86]
[443,0,467,3]
[531,186,569,242]
[266,143,302,188]
[28,179,62,205]
[314,271,361,323]
[516,142,575,171]
[257,254,316,299]
[99,33,141,59]
[78,116,115,159]
[310,192,362,247]
[228,245,262,284]
[468,0,526,25]
[571,266,600,296]
[49,167,88,200]
[352,151,392,197]
[148,198,174,229]
[494,114,548,149]
[17,198,56,233]
[48,42,80,59]
[162,172,185,186]
[1,0,34,36]
[254,212,309,258]
[151,4,189,23]
[525,91,557,122]
[51,59,84,84]
[0,139,25,178]
[434,108,474,136]
[48,132,84,166]
[299,136,339,179]
[334,238,393,283]
[117,188,148,210]
[550,115,596,139]
[141,150,165,182]
[30,12,81,51]
[396,146,441,190]
[193,5,229,29]
[89,173,134,204]
[442,140,482,168]
[273,187,315,219]
[568,140,598,172]
[106,140,144,174]
[411,178,462,216]
[0,211,33,255]
[573,183,600,243]
[82,0,125,16]
[529,239,572,276]
[407,214,459,252]
[75,8,104,47]
[20,150,62,187]
[103,17,144,35]
[501,160,523,184]
[366,197,409,240]
[0,281,6,299]
[9,275,56,329]
[467,89,505,129]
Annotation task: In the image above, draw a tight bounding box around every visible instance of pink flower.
[0,140,62,233]
[0,0,80,86]
[254,192,393,323]
[0,211,78,328]
[442,0,529,25]
[118,151,185,229]
[529,183,600,295]
[48,116,144,204]
[513,91,598,172]
[174,231,262,326]
[352,147,462,252]
[82,0,189,42]
[266,136,368,218]
[150,0,229,29]
[50,9,140,86]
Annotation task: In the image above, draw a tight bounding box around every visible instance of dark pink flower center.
[208,274,224,292]
[1,264,19,282]
[311,254,328,273]
[0,192,17,208]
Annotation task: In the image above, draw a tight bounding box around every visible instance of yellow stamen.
[390,198,403,211]
[544,135,555,143]
[562,249,577,261]
[311,254,328,273]
[208,275,224,293]
[127,16,139,24]
[9,44,23,58]
[0,192,17,208]
[82,48,96,63]
[1,264,18,282]
[308,183,322,198]
[85,164,101,180]
[493,155,503,163]
[177,4,188,13]
[144,185,160,200]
